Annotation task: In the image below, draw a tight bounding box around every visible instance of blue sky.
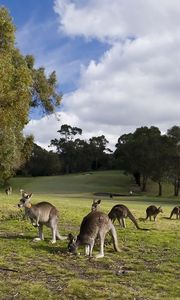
[1,1,180,149]
[1,0,109,94]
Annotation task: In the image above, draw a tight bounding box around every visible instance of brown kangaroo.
[18,191,66,243]
[146,205,163,221]
[108,204,143,229]
[169,206,180,219]
[68,210,120,258]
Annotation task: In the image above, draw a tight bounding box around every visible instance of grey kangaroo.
[5,186,12,195]
[108,204,142,229]
[146,205,163,221]
[68,210,120,258]
[18,192,66,243]
[169,206,180,219]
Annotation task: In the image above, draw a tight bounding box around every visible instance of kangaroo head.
[91,199,101,211]
[67,233,78,254]
[158,206,163,213]
[18,192,33,208]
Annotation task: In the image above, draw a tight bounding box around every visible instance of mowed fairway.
[0,171,179,300]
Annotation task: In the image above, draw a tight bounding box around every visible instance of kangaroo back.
[109,205,140,229]
[68,211,120,257]
[146,205,162,221]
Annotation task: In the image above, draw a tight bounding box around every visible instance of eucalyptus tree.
[0,7,61,182]
[89,135,110,170]
[50,125,82,173]
[114,126,163,192]
[167,126,180,196]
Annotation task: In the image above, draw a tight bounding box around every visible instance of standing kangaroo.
[146,205,163,221]
[169,206,180,219]
[5,186,12,195]
[18,192,66,243]
[68,210,120,258]
[108,204,142,229]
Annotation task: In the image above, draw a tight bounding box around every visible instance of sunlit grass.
[0,171,179,299]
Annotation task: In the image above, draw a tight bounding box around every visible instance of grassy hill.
[8,170,131,195]
[1,170,175,197]
[0,171,179,299]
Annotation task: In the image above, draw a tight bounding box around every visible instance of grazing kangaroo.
[169,206,180,219]
[108,204,142,229]
[18,192,66,243]
[146,205,163,221]
[5,186,12,195]
[68,210,120,258]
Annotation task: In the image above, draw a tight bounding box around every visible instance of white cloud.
[25,1,180,150]
[54,0,180,42]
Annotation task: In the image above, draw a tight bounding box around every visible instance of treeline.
[18,124,180,196]
[18,125,112,176]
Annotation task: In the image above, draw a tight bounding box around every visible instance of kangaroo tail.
[109,223,121,252]
[127,210,149,230]
[127,210,141,229]
[56,230,67,240]
[169,212,173,219]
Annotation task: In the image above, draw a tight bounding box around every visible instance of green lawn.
[0,171,179,299]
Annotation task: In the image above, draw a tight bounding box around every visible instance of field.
[0,171,179,300]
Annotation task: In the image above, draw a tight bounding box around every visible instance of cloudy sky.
[1,0,180,149]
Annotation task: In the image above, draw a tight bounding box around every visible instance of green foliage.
[51,125,111,174]
[0,7,61,182]
[18,143,61,176]
[115,125,180,196]
[0,6,15,50]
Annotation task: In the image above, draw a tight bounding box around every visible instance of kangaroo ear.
[25,193,33,201]
[28,193,33,199]
[97,199,101,204]
[73,236,77,243]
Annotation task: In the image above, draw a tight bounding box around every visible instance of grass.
[0,171,179,299]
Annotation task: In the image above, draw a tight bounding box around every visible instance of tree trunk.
[174,179,179,196]
[158,181,162,196]
[141,175,147,192]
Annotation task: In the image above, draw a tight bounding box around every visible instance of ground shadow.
[0,233,33,240]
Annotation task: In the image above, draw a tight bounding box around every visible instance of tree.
[167,126,180,196]
[0,7,61,182]
[114,126,162,192]
[50,125,82,173]
[89,135,110,170]
[150,135,173,196]
[17,144,62,176]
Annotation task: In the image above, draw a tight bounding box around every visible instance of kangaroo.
[108,204,142,229]
[91,199,101,211]
[18,192,66,243]
[5,186,12,195]
[169,206,180,219]
[68,210,120,258]
[145,205,163,221]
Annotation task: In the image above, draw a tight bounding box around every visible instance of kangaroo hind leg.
[95,232,105,258]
